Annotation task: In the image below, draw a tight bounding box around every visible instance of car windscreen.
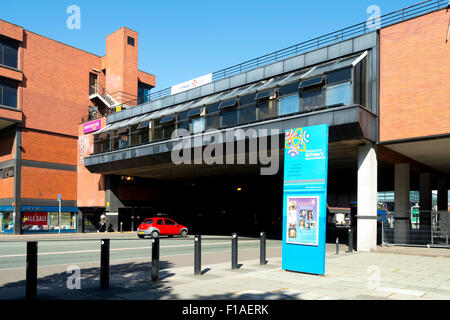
[143,219,153,224]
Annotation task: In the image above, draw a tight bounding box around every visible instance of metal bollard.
[260,232,267,265]
[194,235,201,275]
[335,237,339,254]
[347,228,353,253]
[26,241,38,300]
[151,236,160,281]
[100,239,110,289]
[231,232,238,269]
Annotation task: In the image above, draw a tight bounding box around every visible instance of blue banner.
[282,124,328,275]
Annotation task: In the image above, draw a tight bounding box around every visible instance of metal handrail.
[114,0,447,112]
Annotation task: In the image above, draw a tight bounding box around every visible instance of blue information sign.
[282,124,328,275]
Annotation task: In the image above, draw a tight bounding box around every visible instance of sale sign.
[22,212,48,226]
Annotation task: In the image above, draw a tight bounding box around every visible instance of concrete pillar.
[77,210,84,233]
[105,175,122,232]
[357,143,378,251]
[394,164,410,244]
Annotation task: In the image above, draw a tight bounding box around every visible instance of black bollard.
[194,234,201,275]
[260,232,267,265]
[100,239,110,289]
[347,228,353,253]
[151,236,160,281]
[335,237,339,254]
[26,241,38,300]
[231,232,238,269]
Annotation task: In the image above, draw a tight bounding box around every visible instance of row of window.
[94,67,356,154]
[0,77,18,108]
[0,36,19,69]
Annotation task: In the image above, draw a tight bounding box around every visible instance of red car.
[137,217,188,239]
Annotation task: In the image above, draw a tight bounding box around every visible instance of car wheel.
[138,234,145,239]
[150,231,159,239]
[180,230,188,238]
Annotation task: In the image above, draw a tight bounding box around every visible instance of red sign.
[22,212,48,226]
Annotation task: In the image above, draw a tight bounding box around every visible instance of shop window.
[0,77,18,108]
[2,212,13,231]
[0,36,19,69]
[325,82,351,106]
[279,94,300,116]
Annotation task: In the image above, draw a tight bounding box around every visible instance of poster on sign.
[286,196,320,246]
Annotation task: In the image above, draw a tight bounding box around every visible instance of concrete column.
[77,210,84,233]
[357,143,378,251]
[105,175,122,232]
[394,164,410,244]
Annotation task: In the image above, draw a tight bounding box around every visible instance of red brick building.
[0,19,155,233]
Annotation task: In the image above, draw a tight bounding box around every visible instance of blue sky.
[1,0,419,90]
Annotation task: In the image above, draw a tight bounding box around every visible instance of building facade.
[0,20,155,234]
[1,1,449,251]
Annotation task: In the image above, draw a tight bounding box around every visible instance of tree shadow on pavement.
[0,261,177,300]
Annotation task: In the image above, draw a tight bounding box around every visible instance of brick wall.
[379,9,450,142]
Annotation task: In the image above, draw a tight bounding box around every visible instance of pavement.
[0,233,449,300]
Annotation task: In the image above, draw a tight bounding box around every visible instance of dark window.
[239,104,256,124]
[221,109,238,128]
[300,76,325,89]
[164,219,176,225]
[279,82,300,97]
[206,113,220,130]
[219,98,237,109]
[258,100,278,120]
[205,103,220,114]
[89,73,98,95]
[2,167,14,179]
[255,89,274,100]
[136,121,150,129]
[301,87,323,110]
[0,77,18,108]
[327,68,352,85]
[127,36,135,46]
[353,57,367,107]
[156,219,164,225]
[138,82,152,104]
[188,107,203,118]
[160,114,176,124]
[239,93,256,105]
[0,36,19,69]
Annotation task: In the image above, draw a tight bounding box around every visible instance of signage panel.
[171,73,212,95]
[282,124,328,275]
[83,119,101,134]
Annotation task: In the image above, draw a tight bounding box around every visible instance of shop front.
[0,206,79,233]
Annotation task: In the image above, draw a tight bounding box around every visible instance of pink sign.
[83,119,101,134]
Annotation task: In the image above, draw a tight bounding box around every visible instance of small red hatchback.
[137,217,188,239]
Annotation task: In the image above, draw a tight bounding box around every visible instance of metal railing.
[113,0,448,111]
[382,210,449,247]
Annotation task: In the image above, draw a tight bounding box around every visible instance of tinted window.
[301,87,323,110]
[279,94,300,115]
[327,68,351,85]
[0,77,18,108]
[156,219,164,225]
[164,219,176,225]
[279,82,300,96]
[326,82,351,106]
[144,219,153,224]
[0,37,19,69]
[206,103,220,114]
[221,109,237,127]
[258,100,277,120]
[239,105,256,124]
[127,36,135,46]
[239,93,256,106]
